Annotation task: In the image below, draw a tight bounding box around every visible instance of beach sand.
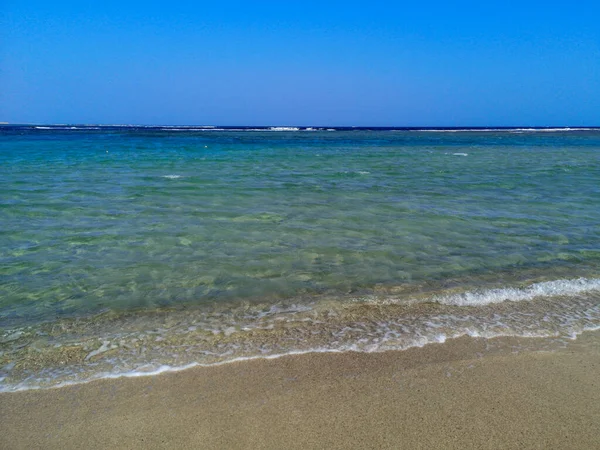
[1,331,599,450]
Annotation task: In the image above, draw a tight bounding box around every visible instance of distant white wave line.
[166,128,220,131]
[412,128,597,133]
[162,175,182,179]
[160,125,215,129]
[173,128,288,132]
[166,127,303,132]
[433,278,600,307]
[512,127,596,132]
[34,126,101,130]
[4,324,600,393]
[411,129,509,132]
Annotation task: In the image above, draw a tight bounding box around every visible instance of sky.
[1,1,599,126]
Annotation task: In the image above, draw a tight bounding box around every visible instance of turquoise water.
[2,127,600,389]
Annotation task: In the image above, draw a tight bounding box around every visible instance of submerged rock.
[0,331,24,344]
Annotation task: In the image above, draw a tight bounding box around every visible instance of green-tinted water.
[1,127,600,390]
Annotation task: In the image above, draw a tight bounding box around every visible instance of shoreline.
[2,331,600,449]
[3,274,600,392]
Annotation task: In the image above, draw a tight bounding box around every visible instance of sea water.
[1,126,600,390]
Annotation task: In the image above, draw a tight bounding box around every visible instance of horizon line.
[2,123,600,129]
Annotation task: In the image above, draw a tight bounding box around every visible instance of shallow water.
[1,126,600,390]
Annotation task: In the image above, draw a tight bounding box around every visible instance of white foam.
[269,127,300,131]
[163,128,221,131]
[162,175,182,179]
[0,350,342,393]
[511,128,596,132]
[7,321,600,394]
[3,277,600,393]
[411,128,597,133]
[249,304,313,320]
[3,315,600,393]
[160,125,215,129]
[452,153,468,156]
[412,129,507,133]
[433,278,600,307]
[34,126,101,130]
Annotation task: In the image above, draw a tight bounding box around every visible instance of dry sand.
[1,331,599,450]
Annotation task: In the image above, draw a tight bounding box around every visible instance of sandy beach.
[2,331,599,450]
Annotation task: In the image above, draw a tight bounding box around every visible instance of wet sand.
[1,332,600,450]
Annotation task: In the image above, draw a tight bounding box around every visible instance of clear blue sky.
[1,1,599,126]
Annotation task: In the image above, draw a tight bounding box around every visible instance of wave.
[510,127,597,132]
[34,126,102,130]
[161,127,324,132]
[432,278,600,306]
[4,324,600,393]
[2,277,600,392]
[410,127,598,133]
[159,126,216,129]
[15,126,599,133]
[367,277,600,307]
[162,128,221,131]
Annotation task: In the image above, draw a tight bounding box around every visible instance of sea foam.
[432,278,600,307]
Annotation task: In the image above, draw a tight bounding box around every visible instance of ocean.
[1,125,600,391]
